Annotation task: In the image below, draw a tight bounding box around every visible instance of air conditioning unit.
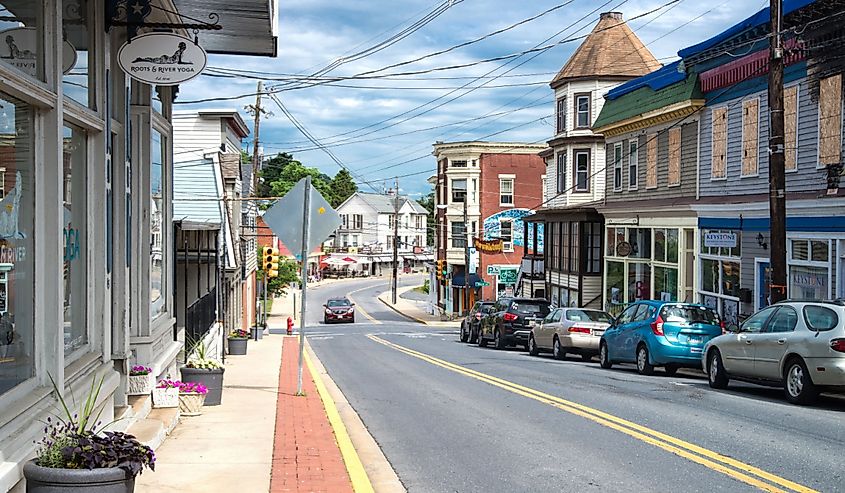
[503,242,513,251]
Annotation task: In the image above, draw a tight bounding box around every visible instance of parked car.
[599,301,723,375]
[461,301,495,344]
[479,297,551,350]
[529,307,613,361]
[704,300,845,405]
[323,297,355,324]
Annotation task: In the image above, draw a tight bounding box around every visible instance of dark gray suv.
[478,297,551,350]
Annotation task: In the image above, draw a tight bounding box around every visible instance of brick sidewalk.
[271,337,353,493]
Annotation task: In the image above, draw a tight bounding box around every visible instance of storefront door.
[755,259,771,311]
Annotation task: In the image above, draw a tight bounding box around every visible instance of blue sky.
[176,0,767,199]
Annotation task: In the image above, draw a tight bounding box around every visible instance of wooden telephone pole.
[246,81,270,193]
[391,178,400,305]
[768,0,787,303]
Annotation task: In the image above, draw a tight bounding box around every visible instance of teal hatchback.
[599,301,724,376]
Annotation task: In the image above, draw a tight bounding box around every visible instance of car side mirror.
[351,303,356,306]
[727,324,740,333]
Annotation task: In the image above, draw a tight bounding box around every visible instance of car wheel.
[581,353,593,363]
[478,330,487,348]
[636,344,655,376]
[494,329,506,350]
[707,350,729,389]
[552,337,564,360]
[664,364,679,376]
[460,323,469,343]
[528,335,539,356]
[599,341,613,369]
[351,316,355,324]
[784,357,818,405]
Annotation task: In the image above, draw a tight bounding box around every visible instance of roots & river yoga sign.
[118,33,206,85]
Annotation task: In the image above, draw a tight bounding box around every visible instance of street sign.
[263,178,341,256]
[486,265,500,276]
[498,268,518,284]
[474,280,490,287]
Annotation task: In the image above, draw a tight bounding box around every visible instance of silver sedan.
[703,300,845,405]
[528,307,613,361]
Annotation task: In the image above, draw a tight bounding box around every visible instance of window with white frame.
[451,178,467,203]
[574,149,590,192]
[575,94,590,128]
[556,97,567,133]
[450,159,468,168]
[628,140,638,190]
[499,177,514,205]
[451,222,467,248]
[150,127,167,321]
[556,152,566,193]
[501,220,513,251]
[0,168,5,198]
[353,214,363,229]
[788,239,831,300]
[613,143,623,191]
[699,229,742,327]
[63,123,89,355]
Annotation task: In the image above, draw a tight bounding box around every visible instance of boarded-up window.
[784,85,798,171]
[819,74,842,167]
[646,133,657,188]
[711,107,728,179]
[668,127,681,186]
[742,98,759,176]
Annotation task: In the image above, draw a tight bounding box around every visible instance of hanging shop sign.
[474,237,503,254]
[703,232,737,249]
[117,32,207,86]
[0,27,77,76]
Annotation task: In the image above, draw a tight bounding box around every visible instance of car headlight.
[325,308,332,314]
[347,308,354,313]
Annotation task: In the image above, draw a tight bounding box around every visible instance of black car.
[460,301,495,344]
[323,298,355,324]
[479,297,551,350]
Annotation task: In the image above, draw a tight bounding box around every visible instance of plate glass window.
[63,124,88,355]
[0,93,34,395]
[62,0,95,108]
[150,129,166,319]
[0,2,44,81]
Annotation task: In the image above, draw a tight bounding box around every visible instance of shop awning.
[173,0,278,56]
[452,273,482,288]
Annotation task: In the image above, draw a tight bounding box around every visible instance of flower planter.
[23,460,135,493]
[152,387,179,408]
[127,374,154,396]
[250,326,263,340]
[178,392,206,416]
[179,367,224,406]
[227,337,248,355]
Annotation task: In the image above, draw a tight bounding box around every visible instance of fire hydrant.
[286,316,294,335]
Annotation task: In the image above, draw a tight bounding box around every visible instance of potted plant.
[227,329,249,355]
[152,379,180,409]
[127,365,154,396]
[24,375,155,492]
[180,339,225,406]
[177,381,208,416]
[249,325,263,340]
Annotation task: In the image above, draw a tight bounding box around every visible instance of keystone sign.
[474,237,503,254]
[117,33,207,86]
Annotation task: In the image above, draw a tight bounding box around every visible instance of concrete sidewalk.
[377,286,460,328]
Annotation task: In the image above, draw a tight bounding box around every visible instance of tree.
[418,191,435,246]
[267,161,332,200]
[329,168,358,207]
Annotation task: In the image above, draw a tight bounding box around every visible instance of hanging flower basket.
[127,366,154,396]
[152,380,180,408]
[178,382,208,416]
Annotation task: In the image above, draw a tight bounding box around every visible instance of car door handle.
[744,339,753,345]
[777,338,786,345]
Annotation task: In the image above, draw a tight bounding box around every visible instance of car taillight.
[503,312,518,322]
[651,315,665,336]
[830,338,845,353]
[720,319,726,334]
[568,326,591,334]
[475,313,482,320]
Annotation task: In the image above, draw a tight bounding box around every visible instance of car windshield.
[327,299,350,307]
[661,305,719,325]
[510,301,550,316]
[565,309,611,323]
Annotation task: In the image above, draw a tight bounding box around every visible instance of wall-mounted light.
[757,232,768,250]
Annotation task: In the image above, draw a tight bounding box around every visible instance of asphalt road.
[304,278,844,493]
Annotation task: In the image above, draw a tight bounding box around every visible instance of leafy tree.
[329,168,358,207]
[257,152,297,197]
[417,191,435,246]
[267,161,332,199]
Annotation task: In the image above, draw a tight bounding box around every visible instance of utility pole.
[463,197,470,316]
[391,178,400,305]
[246,81,269,193]
[768,0,787,303]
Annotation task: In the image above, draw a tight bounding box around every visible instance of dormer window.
[575,94,591,128]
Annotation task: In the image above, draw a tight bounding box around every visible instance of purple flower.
[129,365,152,376]
[178,381,208,395]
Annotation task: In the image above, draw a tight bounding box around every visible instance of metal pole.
[768,0,787,303]
[391,178,399,305]
[263,277,268,328]
[463,197,469,316]
[296,176,312,395]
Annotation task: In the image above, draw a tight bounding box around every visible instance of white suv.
[703,300,845,405]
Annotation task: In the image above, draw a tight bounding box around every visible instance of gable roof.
[338,192,427,215]
[550,12,661,89]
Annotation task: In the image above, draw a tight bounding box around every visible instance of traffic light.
[436,260,446,281]
[262,246,280,278]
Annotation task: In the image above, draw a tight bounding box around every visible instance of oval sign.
[0,27,77,75]
[117,32,207,86]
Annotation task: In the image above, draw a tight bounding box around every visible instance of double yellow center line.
[367,334,817,493]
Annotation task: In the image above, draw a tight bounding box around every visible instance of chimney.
[600,12,623,21]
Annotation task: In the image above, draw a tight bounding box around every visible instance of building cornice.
[594,99,705,138]
[547,135,604,148]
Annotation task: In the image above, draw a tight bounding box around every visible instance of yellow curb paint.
[368,334,817,493]
[304,350,376,493]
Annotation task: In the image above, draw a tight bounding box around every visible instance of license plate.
[592,329,604,336]
[688,336,702,344]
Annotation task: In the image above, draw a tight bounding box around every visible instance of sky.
[175,0,769,199]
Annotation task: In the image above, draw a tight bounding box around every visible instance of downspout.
[696,117,701,201]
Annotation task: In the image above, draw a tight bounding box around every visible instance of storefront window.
[721,261,740,298]
[0,93,34,395]
[606,261,624,307]
[150,129,165,319]
[789,265,829,300]
[654,266,678,302]
[702,258,719,293]
[701,229,741,257]
[627,228,651,259]
[63,124,87,355]
[627,262,650,303]
[62,0,94,108]
[655,228,679,264]
[0,2,44,81]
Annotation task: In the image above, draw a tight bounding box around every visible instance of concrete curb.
[305,340,405,493]
[376,291,461,329]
